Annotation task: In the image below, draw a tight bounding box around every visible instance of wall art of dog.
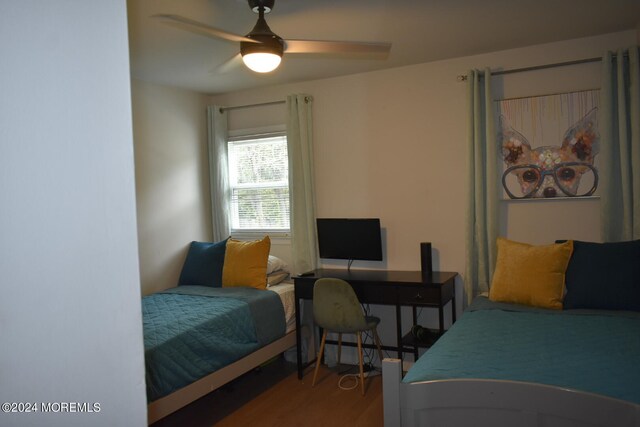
[499,108,599,199]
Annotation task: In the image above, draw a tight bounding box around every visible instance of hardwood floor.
[150,358,383,427]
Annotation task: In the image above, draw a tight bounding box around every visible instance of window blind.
[228,134,290,231]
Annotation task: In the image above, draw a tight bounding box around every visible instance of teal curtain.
[207,106,230,242]
[465,69,499,306]
[600,47,640,241]
[286,94,318,274]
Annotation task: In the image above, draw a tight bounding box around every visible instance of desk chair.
[311,278,384,395]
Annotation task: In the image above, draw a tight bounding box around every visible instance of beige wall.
[132,79,212,295]
[210,31,636,344]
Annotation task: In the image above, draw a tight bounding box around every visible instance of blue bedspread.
[403,297,640,404]
[143,285,285,402]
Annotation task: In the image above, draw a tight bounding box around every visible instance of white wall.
[132,79,212,295]
[210,30,636,364]
[0,2,146,426]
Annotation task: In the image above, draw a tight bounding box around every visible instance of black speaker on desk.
[420,242,433,282]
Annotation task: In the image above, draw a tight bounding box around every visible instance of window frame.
[227,126,290,239]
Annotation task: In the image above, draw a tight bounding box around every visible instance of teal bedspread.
[403,297,640,404]
[143,285,285,402]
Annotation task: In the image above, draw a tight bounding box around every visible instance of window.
[228,133,289,234]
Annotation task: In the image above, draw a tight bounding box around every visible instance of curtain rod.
[456,52,628,81]
[219,100,285,113]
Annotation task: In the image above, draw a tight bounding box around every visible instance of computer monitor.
[316,218,383,261]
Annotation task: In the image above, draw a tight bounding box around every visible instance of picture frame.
[496,90,600,200]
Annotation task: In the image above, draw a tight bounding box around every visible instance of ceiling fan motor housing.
[241,14,284,57]
[241,34,284,57]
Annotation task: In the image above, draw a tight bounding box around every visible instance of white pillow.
[267,255,289,275]
[267,270,289,287]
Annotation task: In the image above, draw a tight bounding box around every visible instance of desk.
[293,269,458,379]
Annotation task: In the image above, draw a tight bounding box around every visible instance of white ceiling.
[127,0,640,95]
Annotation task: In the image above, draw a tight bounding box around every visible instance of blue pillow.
[178,239,228,287]
[563,240,640,311]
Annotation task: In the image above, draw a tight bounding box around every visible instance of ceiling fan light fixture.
[239,4,284,73]
[240,23,284,73]
[242,52,282,73]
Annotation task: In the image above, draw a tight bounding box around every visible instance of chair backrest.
[313,278,368,333]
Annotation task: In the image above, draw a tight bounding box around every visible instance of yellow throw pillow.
[222,236,271,289]
[489,238,573,310]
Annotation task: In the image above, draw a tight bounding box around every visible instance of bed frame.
[382,358,640,427]
[147,330,296,424]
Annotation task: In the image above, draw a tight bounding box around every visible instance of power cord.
[337,360,379,390]
[336,304,384,390]
[338,371,360,390]
[363,303,388,366]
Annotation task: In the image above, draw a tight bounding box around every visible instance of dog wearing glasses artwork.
[500,108,599,199]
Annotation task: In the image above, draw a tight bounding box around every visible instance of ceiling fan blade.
[212,53,244,74]
[153,14,257,44]
[284,39,391,59]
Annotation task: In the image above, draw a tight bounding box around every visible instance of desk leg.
[395,304,403,360]
[411,306,418,360]
[295,296,303,380]
[452,295,456,323]
[438,305,444,334]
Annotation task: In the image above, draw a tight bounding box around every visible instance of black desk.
[293,269,458,379]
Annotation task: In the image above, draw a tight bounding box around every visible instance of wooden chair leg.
[312,330,328,387]
[337,333,342,365]
[357,332,365,396]
[372,328,384,363]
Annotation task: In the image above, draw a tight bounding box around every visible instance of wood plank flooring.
[150,358,383,427]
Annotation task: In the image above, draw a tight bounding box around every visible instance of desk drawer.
[397,286,441,305]
[351,282,395,305]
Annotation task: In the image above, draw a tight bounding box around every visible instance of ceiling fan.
[154,0,391,73]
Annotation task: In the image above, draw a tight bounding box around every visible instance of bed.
[144,282,296,423]
[382,239,640,426]
[142,236,297,423]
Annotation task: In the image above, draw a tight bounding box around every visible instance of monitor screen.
[316,218,383,261]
